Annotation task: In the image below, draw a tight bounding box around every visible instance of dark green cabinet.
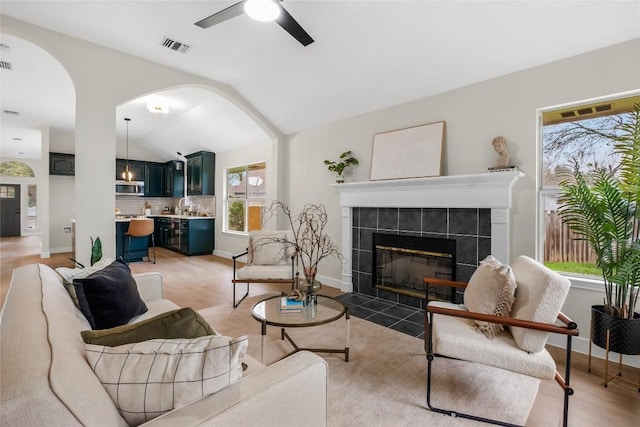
[144,163,164,197]
[49,152,75,176]
[186,151,215,196]
[180,218,215,256]
[116,159,145,182]
[154,217,171,248]
[163,161,184,197]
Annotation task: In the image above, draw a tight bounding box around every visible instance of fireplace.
[334,171,524,309]
[373,233,456,303]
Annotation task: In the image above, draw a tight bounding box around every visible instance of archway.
[0,33,76,254]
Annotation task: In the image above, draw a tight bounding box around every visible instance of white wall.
[287,38,640,277]
[49,175,75,252]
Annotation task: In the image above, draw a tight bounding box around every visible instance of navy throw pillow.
[74,258,148,329]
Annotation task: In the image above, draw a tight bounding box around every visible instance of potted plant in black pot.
[558,103,640,360]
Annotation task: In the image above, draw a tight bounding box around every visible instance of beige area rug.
[198,293,540,427]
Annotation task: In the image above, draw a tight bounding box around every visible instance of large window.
[539,93,640,276]
[225,162,266,233]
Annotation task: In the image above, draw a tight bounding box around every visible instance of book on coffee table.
[280,296,303,312]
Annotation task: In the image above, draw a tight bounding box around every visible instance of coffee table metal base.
[279,326,350,362]
[253,295,350,365]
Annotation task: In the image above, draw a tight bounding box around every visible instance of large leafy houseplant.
[558,104,640,320]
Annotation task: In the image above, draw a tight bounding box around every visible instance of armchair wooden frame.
[231,249,296,308]
[424,278,579,427]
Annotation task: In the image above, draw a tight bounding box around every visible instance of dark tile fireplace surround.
[351,207,491,309]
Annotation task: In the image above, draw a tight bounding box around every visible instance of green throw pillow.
[81,307,216,346]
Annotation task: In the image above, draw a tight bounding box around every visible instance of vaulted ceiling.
[1,1,639,160]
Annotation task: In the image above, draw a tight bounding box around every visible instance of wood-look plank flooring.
[1,236,638,426]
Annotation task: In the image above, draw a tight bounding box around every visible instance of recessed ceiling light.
[147,101,170,114]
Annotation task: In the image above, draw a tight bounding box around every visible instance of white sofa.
[0,263,328,426]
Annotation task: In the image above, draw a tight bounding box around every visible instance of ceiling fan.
[195,0,314,46]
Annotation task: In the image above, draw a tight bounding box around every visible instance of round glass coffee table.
[251,294,350,364]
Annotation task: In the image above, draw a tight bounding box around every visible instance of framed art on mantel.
[369,121,445,181]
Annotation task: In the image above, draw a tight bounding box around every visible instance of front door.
[1,184,21,237]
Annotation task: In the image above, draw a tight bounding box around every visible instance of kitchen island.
[116,215,215,259]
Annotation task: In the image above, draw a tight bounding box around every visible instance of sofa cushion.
[509,255,571,353]
[85,335,248,426]
[464,255,517,338]
[81,307,216,346]
[74,259,148,329]
[55,257,115,308]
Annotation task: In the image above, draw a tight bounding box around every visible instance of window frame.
[536,89,640,284]
[223,161,266,235]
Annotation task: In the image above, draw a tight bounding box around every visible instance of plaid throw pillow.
[85,335,248,426]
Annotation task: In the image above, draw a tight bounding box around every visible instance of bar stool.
[125,218,156,264]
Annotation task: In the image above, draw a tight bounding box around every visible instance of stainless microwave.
[115,180,144,196]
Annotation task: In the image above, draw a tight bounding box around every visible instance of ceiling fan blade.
[195,1,246,29]
[275,5,314,46]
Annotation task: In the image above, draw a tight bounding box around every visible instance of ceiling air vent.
[3,110,19,116]
[161,37,192,54]
[0,61,12,70]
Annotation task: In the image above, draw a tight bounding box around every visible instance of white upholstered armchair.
[425,255,579,427]
[231,230,297,308]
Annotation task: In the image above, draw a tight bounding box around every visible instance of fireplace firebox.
[373,233,456,302]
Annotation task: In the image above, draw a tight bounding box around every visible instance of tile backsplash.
[116,195,216,217]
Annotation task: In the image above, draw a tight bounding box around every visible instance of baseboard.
[548,335,640,369]
[50,246,72,254]
[213,249,233,259]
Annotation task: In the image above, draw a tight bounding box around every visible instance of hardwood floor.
[1,236,638,426]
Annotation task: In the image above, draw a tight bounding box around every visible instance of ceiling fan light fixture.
[244,0,281,22]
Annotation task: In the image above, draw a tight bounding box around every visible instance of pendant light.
[122,117,133,182]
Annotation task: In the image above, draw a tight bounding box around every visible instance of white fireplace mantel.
[333,171,524,292]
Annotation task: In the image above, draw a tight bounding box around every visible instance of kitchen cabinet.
[144,162,164,197]
[186,151,215,196]
[154,217,171,248]
[49,152,75,176]
[115,221,149,262]
[163,160,184,197]
[180,218,215,255]
[116,159,145,182]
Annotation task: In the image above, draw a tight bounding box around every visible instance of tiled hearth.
[335,293,425,338]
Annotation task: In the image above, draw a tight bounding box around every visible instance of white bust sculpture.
[492,136,511,167]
